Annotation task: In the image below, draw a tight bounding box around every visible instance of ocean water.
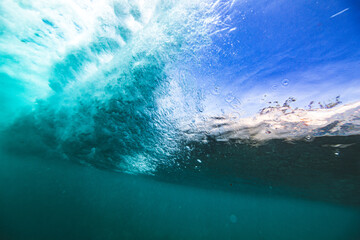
[1,151,360,240]
[1,0,360,239]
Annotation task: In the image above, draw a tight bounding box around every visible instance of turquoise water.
[1,0,360,239]
[1,152,359,240]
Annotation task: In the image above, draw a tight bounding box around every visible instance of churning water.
[0,0,360,239]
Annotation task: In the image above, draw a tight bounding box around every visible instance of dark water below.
[157,135,360,206]
[1,149,359,240]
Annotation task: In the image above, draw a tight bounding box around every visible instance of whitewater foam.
[0,0,230,174]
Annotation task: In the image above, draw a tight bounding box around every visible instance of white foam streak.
[184,101,360,142]
[330,8,349,18]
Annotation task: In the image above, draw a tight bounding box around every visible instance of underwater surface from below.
[1,0,360,239]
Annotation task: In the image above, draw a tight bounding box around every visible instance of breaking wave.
[0,0,228,173]
[1,0,360,205]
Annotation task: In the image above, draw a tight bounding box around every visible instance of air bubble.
[229,112,241,121]
[260,94,268,103]
[196,104,204,113]
[230,98,242,109]
[197,89,204,100]
[225,93,235,103]
[197,159,202,163]
[282,79,289,86]
[230,214,238,223]
[334,149,340,156]
[271,84,279,91]
[179,70,186,83]
[211,85,221,95]
[304,135,314,142]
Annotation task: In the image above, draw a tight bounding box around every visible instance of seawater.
[1,152,359,240]
[0,0,360,239]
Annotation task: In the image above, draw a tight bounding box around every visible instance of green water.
[1,152,359,240]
